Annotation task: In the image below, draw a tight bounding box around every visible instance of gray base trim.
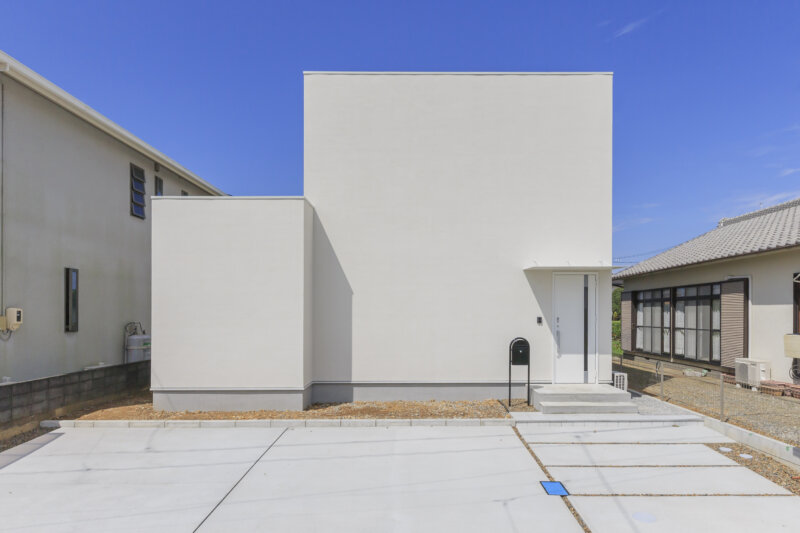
[153,389,309,412]
[153,381,533,412]
[312,382,530,404]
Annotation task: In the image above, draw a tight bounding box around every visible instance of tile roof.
[613,197,800,279]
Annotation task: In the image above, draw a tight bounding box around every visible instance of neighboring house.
[152,72,613,411]
[0,50,223,382]
[614,198,800,383]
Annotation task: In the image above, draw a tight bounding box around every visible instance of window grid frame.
[633,282,723,365]
[130,163,146,219]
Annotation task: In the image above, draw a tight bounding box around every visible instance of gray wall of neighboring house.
[621,247,800,382]
[0,73,214,382]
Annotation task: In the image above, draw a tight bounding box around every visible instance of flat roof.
[304,71,613,76]
[0,50,224,196]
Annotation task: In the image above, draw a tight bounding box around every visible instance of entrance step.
[537,401,639,414]
[531,384,637,414]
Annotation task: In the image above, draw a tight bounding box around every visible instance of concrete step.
[531,384,632,405]
[538,401,639,414]
[531,384,631,412]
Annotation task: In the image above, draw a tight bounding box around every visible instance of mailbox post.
[509,337,531,407]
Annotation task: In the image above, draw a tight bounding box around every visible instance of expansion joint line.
[193,427,288,532]
[512,427,592,533]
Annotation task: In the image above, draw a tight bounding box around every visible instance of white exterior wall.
[305,73,613,391]
[151,198,313,410]
[0,74,212,381]
[622,247,800,381]
[151,72,613,410]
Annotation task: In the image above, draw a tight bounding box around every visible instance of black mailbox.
[509,337,530,366]
[508,337,532,406]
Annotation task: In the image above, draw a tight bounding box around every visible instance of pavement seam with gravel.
[512,426,592,533]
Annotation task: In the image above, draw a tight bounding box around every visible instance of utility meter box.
[784,334,800,358]
[1,308,22,332]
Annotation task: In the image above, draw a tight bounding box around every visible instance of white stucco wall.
[0,74,212,381]
[305,73,613,386]
[622,247,800,381]
[151,198,312,391]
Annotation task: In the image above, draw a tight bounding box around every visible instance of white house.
[0,50,223,383]
[615,198,800,384]
[152,72,613,411]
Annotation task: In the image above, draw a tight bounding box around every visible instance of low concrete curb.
[40,418,516,429]
[631,391,800,471]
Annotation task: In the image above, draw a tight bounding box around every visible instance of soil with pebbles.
[498,398,537,412]
[0,427,51,453]
[78,398,511,420]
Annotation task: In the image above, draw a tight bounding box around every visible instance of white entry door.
[553,273,597,384]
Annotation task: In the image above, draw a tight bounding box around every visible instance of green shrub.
[612,320,621,341]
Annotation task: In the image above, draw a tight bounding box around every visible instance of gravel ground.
[629,391,689,415]
[706,442,800,495]
[78,399,511,420]
[618,360,800,447]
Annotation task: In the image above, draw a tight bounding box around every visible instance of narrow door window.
[65,268,79,332]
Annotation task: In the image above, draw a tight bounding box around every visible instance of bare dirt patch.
[498,398,536,412]
[78,398,510,420]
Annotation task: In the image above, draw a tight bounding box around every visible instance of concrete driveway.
[1,422,798,532]
[0,426,580,532]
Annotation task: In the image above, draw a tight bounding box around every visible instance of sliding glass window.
[674,284,720,363]
[635,289,670,356]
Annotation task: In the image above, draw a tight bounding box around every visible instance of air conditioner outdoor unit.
[612,371,628,391]
[734,358,771,388]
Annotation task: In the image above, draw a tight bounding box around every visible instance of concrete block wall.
[0,361,149,427]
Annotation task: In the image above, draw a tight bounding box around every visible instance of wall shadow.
[525,269,554,384]
[312,212,354,403]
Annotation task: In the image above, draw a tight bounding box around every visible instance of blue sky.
[1,1,799,264]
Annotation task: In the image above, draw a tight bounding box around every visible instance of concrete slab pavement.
[0,427,285,532]
[551,466,791,495]
[1,420,795,532]
[197,426,583,532]
[569,496,800,532]
[519,424,735,443]
[531,443,739,466]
